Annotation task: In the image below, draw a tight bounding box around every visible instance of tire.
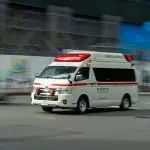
[120,96,131,110]
[0,94,8,101]
[76,97,88,114]
[42,106,53,113]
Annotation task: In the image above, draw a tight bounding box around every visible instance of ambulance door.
[73,67,97,105]
[87,67,98,106]
[93,68,111,107]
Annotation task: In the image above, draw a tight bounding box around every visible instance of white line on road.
[143,102,150,104]
[130,107,141,110]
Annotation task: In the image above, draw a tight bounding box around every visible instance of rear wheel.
[76,97,89,114]
[41,106,53,113]
[120,96,131,110]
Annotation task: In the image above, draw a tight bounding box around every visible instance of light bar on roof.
[54,53,91,62]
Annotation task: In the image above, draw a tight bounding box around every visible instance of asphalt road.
[0,95,150,150]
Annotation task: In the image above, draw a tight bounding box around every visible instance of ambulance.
[31,50,138,114]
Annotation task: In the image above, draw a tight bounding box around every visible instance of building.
[0,0,149,56]
[9,0,150,23]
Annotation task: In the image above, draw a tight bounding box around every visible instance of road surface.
[0,95,149,150]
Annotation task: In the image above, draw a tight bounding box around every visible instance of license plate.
[41,100,48,106]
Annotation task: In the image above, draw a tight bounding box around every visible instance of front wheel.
[120,96,131,110]
[76,97,88,114]
[41,106,53,113]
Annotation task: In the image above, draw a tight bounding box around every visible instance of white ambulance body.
[31,50,139,113]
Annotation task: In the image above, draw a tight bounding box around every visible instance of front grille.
[38,88,50,94]
[34,95,58,101]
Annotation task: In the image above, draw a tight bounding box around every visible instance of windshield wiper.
[43,76,55,79]
[52,77,67,79]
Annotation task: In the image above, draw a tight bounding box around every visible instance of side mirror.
[75,74,82,81]
[67,74,72,84]
[35,73,39,78]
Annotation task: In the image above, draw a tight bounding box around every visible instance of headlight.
[55,88,72,94]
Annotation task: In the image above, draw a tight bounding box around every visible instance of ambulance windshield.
[38,66,77,79]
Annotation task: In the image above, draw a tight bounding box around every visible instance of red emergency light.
[34,87,40,94]
[49,88,55,96]
[123,54,133,62]
[54,53,91,62]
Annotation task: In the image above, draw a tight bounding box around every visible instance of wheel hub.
[123,99,129,108]
[79,100,87,112]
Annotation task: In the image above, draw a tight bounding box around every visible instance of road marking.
[139,93,150,95]
[108,106,142,110]
[143,102,150,104]
[35,115,58,120]
[130,107,141,110]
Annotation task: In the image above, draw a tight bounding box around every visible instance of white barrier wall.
[0,55,54,93]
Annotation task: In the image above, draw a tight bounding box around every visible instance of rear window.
[93,68,136,82]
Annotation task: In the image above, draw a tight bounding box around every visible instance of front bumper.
[31,92,77,108]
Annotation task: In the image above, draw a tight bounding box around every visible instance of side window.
[117,69,136,81]
[93,68,136,82]
[75,67,90,81]
[93,68,111,82]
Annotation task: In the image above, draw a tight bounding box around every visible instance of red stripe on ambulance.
[51,82,139,86]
